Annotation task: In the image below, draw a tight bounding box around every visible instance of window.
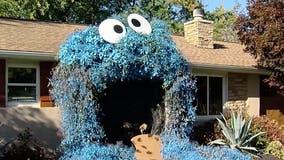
[195,76,223,116]
[7,67,37,102]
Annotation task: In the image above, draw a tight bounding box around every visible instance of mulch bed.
[255,154,281,160]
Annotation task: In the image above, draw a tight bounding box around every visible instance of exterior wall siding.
[40,62,55,107]
[246,74,260,116]
[0,59,5,107]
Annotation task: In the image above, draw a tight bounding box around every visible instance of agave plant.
[209,110,265,156]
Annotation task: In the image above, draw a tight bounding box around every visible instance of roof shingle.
[172,36,257,68]
[0,18,86,53]
[0,18,257,68]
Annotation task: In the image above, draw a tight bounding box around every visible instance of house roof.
[0,18,86,53]
[172,36,257,69]
[0,18,258,70]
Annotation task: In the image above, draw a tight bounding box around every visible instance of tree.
[118,0,196,34]
[168,0,200,19]
[168,0,201,34]
[0,0,115,24]
[235,0,284,94]
[0,0,196,34]
[0,0,50,20]
[206,5,239,42]
[136,0,183,34]
[0,0,20,17]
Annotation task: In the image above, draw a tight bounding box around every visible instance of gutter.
[0,50,270,75]
[190,62,270,75]
[0,50,57,61]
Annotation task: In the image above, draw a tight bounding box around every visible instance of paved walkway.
[0,107,61,149]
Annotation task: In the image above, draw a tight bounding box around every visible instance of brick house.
[0,16,283,118]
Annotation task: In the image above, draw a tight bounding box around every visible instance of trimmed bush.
[193,120,224,145]
[251,116,284,149]
[264,141,284,160]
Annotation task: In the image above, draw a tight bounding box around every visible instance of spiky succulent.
[209,110,265,156]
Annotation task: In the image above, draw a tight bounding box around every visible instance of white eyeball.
[98,19,126,44]
[127,14,152,35]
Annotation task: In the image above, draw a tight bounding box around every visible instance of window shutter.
[0,59,5,107]
[40,62,55,107]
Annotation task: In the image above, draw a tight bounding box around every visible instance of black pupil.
[131,19,141,27]
[114,25,123,34]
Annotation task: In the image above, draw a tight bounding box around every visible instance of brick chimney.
[184,9,214,49]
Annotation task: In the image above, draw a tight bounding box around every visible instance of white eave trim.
[0,50,57,61]
[190,62,270,74]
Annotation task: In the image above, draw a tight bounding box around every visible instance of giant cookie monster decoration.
[50,14,250,160]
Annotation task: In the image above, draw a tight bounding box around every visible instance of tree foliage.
[168,0,202,34]
[0,0,121,24]
[126,0,179,33]
[0,0,20,17]
[0,0,50,19]
[0,0,195,33]
[1,0,244,38]
[235,0,284,94]
[169,0,201,11]
[206,6,239,42]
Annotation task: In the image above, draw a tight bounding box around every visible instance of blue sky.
[202,0,247,13]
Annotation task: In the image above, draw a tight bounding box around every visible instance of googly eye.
[98,19,126,43]
[127,14,152,35]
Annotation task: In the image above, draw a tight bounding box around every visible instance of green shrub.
[209,109,264,157]
[1,128,58,160]
[250,116,284,149]
[193,120,224,144]
[264,141,284,159]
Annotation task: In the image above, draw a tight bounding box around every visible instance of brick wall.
[0,59,5,107]
[225,73,248,110]
[40,62,55,107]
[184,18,213,49]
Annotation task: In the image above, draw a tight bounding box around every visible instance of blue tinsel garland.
[50,15,250,160]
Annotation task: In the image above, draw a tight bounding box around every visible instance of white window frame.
[194,72,227,119]
[5,62,40,107]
